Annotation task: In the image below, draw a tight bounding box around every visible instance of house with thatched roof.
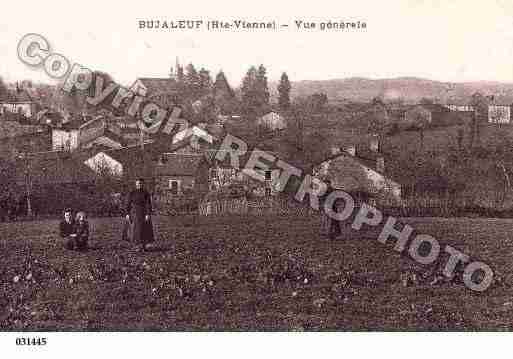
[313,139,401,204]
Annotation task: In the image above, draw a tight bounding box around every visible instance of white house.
[84,152,123,176]
[257,112,287,131]
[0,102,36,118]
[52,127,80,151]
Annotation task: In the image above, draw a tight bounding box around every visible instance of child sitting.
[72,211,90,251]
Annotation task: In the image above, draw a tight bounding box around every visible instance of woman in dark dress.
[73,211,90,251]
[125,178,155,251]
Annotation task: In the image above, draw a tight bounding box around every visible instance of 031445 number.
[16,337,47,346]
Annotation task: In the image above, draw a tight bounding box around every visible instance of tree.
[213,71,234,97]
[21,80,33,89]
[256,64,270,107]
[213,71,237,114]
[241,66,259,116]
[469,92,489,148]
[277,72,291,110]
[288,108,304,150]
[365,98,393,152]
[176,65,185,83]
[185,63,201,98]
[302,130,329,167]
[241,65,270,116]
[62,83,86,114]
[198,68,213,96]
[407,106,431,149]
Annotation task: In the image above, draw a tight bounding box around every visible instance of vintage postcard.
[1,0,513,357]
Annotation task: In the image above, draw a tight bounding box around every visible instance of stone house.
[257,112,287,131]
[314,139,401,203]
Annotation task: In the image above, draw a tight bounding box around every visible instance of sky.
[2,0,513,87]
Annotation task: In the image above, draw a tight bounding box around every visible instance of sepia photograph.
[2,0,513,357]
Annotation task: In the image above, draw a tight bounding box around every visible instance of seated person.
[59,208,76,248]
[72,211,90,251]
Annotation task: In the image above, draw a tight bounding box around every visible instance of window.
[169,179,181,195]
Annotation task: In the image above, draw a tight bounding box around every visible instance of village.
[1,60,513,220]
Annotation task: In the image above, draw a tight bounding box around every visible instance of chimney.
[377,157,385,173]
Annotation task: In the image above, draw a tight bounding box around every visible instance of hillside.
[270,77,513,104]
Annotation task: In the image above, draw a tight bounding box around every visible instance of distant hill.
[270,77,513,105]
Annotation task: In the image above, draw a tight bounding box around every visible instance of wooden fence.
[198,197,319,217]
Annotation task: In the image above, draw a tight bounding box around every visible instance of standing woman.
[126,178,155,251]
[323,179,341,240]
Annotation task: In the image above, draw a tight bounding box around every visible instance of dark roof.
[155,154,204,176]
[102,128,126,146]
[78,117,127,148]
[94,143,162,179]
[137,78,179,95]
[81,125,220,180]
[58,120,84,131]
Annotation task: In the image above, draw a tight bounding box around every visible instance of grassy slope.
[0,214,511,331]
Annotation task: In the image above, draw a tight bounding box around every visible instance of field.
[1,214,512,331]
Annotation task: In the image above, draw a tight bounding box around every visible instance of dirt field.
[1,215,512,331]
